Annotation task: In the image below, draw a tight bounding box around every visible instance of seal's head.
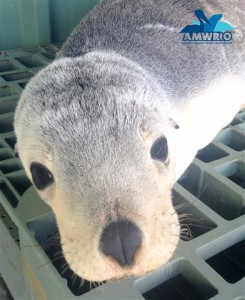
[14,51,181,281]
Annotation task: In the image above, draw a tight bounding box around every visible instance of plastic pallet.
[0,46,244,300]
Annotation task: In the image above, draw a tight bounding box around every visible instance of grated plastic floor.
[0,46,244,300]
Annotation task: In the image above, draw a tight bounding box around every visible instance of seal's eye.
[30,163,54,190]
[150,136,168,163]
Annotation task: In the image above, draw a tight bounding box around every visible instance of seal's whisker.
[51,255,68,264]
[60,262,70,276]
[50,255,66,263]
[166,259,172,280]
[180,225,193,240]
[54,250,64,257]
[180,223,213,230]
[97,281,103,289]
[162,202,176,216]
[89,281,95,291]
[168,239,179,247]
[178,214,209,226]
[52,251,71,261]
[172,233,181,237]
[196,182,208,200]
[177,213,193,219]
[173,202,194,212]
[71,272,77,286]
[36,262,50,270]
[46,232,59,239]
[156,265,163,283]
[79,277,85,289]
[173,183,211,213]
[35,259,57,270]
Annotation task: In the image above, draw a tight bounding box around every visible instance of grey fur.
[14,0,244,281]
[58,0,244,100]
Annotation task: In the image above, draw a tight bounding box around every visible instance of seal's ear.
[169,118,179,129]
[14,143,19,158]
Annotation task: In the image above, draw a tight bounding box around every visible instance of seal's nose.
[100,219,142,267]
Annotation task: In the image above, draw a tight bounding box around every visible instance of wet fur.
[14,0,244,281]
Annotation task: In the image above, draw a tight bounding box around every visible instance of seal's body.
[14,0,244,281]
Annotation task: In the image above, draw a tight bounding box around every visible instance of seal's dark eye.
[150,136,168,163]
[30,163,54,190]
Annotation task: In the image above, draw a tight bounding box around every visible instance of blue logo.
[180,10,235,43]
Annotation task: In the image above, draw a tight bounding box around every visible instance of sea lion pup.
[14,0,244,282]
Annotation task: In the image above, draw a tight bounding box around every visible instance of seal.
[14,0,244,282]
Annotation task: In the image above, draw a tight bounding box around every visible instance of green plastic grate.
[0,46,244,300]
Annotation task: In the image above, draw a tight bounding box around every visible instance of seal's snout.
[99,219,142,267]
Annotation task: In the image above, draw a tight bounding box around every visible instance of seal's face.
[14,53,180,281]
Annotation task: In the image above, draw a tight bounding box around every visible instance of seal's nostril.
[99,219,142,267]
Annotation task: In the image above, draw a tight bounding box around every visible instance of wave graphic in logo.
[180,10,235,43]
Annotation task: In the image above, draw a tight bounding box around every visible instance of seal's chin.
[64,245,177,282]
[61,224,179,282]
